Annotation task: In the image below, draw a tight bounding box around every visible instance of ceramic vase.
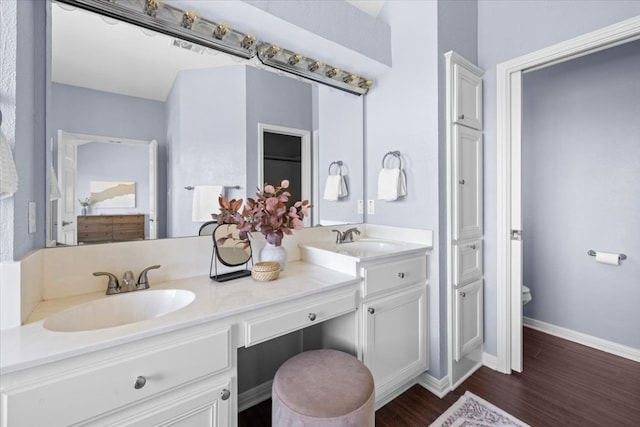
[259,242,287,271]
[81,206,88,216]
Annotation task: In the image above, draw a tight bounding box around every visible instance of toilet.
[522,285,532,305]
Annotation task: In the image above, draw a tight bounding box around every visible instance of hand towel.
[377,168,407,201]
[323,175,348,200]
[0,131,18,199]
[192,185,223,222]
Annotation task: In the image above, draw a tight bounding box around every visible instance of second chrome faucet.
[94,265,161,295]
[331,227,361,244]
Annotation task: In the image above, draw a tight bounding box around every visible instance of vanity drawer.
[244,290,357,347]
[1,328,231,427]
[363,256,426,298]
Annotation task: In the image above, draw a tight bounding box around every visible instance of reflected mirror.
[210,224,252,282]
[46,1,365,247]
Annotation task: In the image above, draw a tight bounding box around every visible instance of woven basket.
[251,262,280,281]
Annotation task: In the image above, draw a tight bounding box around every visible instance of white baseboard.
[416,372,450,398]
[238,380,272,413]
[482,352,498,370]
[523,317,640,363]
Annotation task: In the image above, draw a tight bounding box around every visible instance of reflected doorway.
[258,124,311,225]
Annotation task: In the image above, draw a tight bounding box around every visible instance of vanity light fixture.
[59,0,258,58]
[257,43,373,95]
[57,0,373,94]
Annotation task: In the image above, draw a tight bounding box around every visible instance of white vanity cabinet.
[360,255,428,406]
[0,323,236,427]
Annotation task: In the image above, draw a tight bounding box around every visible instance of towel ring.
[329,160,344,175]
[382,150,402,169]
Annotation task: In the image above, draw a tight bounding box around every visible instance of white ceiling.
[52,3,241,101]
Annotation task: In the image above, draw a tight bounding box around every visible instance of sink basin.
[310,239,403,258]
[43,289,195,332]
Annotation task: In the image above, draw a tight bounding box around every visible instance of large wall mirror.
[46,1,364,247]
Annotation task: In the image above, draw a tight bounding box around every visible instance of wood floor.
[238,328,640,426]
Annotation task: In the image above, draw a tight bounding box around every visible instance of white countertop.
[0,261,360,375]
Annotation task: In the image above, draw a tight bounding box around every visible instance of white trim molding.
[417,372,450,399]
[237,380,272,413]
[496,15,640,374]
[482,352,498,371]
[524,318,640,363]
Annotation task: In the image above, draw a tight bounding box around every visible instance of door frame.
[57,130,158,244]
[496,16,640,374]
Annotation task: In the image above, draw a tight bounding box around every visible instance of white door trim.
[496,15,640,374]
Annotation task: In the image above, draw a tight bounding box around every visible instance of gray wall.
[77,142,150,218]
[167,66,247,237]
[0,0,47,261]
[477,0,640,356]
[365,0,444,377]
[50,83,167,237]
[522,40,640,349]
[245,65,313,196]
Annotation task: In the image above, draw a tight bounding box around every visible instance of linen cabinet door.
[452,125,483,241]
[362,286,427,399]
[453,63,482,130]
[453,279,483,362]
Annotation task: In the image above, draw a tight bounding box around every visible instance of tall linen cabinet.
[445,51,484,390]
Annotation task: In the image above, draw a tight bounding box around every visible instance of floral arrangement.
[78,197,92,207]
[215,180,311,246]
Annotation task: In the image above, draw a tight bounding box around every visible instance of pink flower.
[215,181,312,246]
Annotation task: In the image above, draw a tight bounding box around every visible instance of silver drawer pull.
[397,272,405,279]
[220,388,231,401]
[134,376,147,389]
[468,244,477,250]
[460,292,466,298]
[368,307,375,315]
[308,313,317,321]
[458,114,465,120]
[459,179,465,185]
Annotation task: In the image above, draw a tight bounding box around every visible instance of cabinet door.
[362,286,427,395]
[453,239,482,286]
[453,279,483,362]
[452,125,483,241]
[453,63,482,130]
[115,383,235,427]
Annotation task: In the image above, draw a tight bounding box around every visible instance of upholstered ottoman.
[272,349,375,426]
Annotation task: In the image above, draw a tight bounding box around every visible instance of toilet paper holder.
[587,249,627,261]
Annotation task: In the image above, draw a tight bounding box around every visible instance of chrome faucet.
[342,227,361,242]
[94,265,161,295]
[331,227,361,244]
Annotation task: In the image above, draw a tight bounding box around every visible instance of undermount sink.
[43,289,195,332]
[310,239,403,258]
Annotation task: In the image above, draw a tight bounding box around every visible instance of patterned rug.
[430,391,531,427]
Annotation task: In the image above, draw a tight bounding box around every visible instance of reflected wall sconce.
[58,0,373,94]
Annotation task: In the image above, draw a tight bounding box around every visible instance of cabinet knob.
[469,244,477,250]
[308,313,317,321]
[459,114,465,120]
[220,388,231,401]
[459,179,465,185]
[134,376,147,389]
[460,292,466,298]
[397,272,405,279]
[368,307,375,315]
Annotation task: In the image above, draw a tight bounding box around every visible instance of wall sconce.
[257,43,372,95]
[59,0,373,94]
